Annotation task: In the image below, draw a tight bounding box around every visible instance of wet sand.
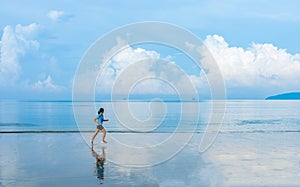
[0,132,299,186]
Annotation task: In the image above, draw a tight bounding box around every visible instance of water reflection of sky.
[1,131,299,186]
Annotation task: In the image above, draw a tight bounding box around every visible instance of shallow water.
[0,132,299,186]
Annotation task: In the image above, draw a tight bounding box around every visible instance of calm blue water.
[0,100,299,133]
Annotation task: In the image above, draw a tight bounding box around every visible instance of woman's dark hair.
[98,108,104,114]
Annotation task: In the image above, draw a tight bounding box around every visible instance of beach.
[1,131,299,187]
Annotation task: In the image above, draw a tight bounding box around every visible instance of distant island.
[265,92,300,100]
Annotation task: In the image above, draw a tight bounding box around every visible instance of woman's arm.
[94,117,100,125]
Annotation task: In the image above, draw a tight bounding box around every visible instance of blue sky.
[0,0,299,100]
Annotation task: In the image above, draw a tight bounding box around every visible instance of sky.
[0,0,300,100]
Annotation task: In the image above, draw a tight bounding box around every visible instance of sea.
[0,100,299,133]
[1,100,300,186]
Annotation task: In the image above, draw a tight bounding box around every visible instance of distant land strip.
[266,92,300,100]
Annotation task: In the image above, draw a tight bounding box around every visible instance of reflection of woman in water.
[91,146,106,183]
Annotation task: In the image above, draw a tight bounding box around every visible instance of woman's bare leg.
[91,129,100,144]
[101,128,107,142]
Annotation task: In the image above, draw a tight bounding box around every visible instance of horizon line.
[0,99,299,102]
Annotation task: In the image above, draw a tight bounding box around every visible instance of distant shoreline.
[1,98,300,102]
[265,92,300,100]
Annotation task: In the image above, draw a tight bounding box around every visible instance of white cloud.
[0,23,64,93]
[203,35,300,92]
[111,46,161,70]
[32,75,64,91]
[0,23,39,86]
[97,44,161,94]
[47,10,65,22]
[97,44,200,99]
[94,36,299,98]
